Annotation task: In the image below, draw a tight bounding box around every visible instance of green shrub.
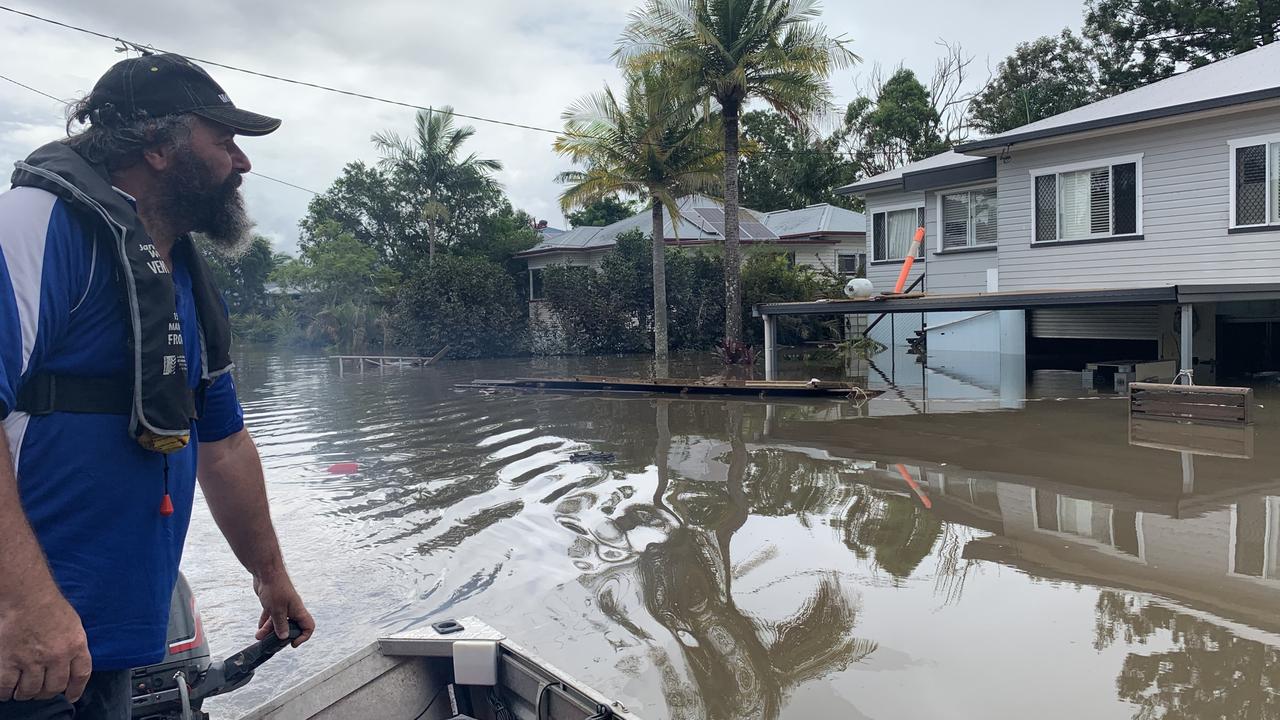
[392,254,527,358]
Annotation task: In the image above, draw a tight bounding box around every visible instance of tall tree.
[739,109,857,211]
[199,235,285,315]
[555,70,722,368]
[617,0,857,345]
[566,195,640,227]
[372,106,502,266]
[841,68,949,178]
[1085,0,1280,95]
[969,30,1099,134]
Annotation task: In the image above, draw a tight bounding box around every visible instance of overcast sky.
[0,1,1084,254]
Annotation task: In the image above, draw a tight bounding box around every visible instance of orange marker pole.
[892,226,926,294]
[895,463,932,509]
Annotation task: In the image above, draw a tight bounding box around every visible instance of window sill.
[1227,225,1280,235]
[933,245,997,256]
[1030,234,1143,248]
[869,257,925,266]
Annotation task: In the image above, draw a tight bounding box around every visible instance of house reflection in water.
[556,388,1280,718]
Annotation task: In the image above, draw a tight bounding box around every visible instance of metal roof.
[517,195,865,257]
[762,203,866,236]
[957,41,1280,153]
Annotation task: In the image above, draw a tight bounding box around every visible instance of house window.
[1032,157,1140,242]
[529,268,545,301]
[939,188,997,250]
[837,253,865,276]
[871,206,925,261]
[1230,136,1280,228]
[1232,496,1279,580]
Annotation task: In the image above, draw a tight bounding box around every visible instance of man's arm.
[196,427,314,646]
[0,426,92,703]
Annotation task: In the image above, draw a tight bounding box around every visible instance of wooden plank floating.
[1128,382,1254,426]
[457,375,881,400]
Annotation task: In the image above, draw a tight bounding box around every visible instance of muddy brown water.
[189,351,1280,719]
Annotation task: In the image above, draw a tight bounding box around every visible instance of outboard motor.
[131,574,300,720]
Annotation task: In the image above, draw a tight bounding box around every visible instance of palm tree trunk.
[651,199,669,374]
[722,105,742,345]
[427,220,436,266]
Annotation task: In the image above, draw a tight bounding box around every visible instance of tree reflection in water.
[581,401,880,719]
[1094,592,1280,719]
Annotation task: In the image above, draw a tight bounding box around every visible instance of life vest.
[10,141,233,454]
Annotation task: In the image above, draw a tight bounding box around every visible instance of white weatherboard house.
[772,40,1280,387]
[516,194,867,306]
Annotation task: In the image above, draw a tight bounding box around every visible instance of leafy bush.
[392,254,527,358]
[536,233,846,356]
[230,312,276,343]
[741,251,844,346]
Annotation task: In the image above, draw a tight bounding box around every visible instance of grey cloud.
[1,0,1083,255]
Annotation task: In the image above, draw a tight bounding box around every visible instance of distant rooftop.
[516,195,865,258]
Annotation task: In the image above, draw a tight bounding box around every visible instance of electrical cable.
[0,72,323,195]
[0,4,900,162]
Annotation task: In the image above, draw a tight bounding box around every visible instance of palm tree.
[617,0,857,344]
[372,106,502,266]
[554,70,721,369]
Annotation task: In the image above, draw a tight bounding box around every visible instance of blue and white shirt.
[0,185,244,670]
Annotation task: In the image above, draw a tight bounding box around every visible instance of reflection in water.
[1095,593,1280,719]
[192,352,1280,719]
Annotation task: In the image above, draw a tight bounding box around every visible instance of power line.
[247,171,320,195]
[0,71,322,195]
[0,3,899,163]
[0,72,66,103]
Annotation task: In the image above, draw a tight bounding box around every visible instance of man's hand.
[253,574,315,648]
[0,591,92,702]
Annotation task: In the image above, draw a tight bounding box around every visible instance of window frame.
[869,201,927,263]
[836,252,865,277]
[1028,154,1144,244]
[528,267,545,301]
[935,184,998,252]
[1228,133,1280,230]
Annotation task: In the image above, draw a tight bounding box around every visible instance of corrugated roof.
[763,203,866,236]
[958,41,1280,152]
[518,195,866,257]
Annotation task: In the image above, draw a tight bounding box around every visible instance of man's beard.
[158,147,254,256]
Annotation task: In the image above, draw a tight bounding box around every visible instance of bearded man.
[0,53,315,719]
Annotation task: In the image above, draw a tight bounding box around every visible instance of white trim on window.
[935,185,997,252]
[1029,154,1144,243]
[1026,153,1144,179]
[1228,133,1280,230]
[869,203,926,262]
[869,199,929,214]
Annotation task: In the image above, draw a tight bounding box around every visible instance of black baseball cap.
[86,53,281,136]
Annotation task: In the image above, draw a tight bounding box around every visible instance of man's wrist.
[251,559,287,584]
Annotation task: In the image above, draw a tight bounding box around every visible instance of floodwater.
[190,350,1280,719]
